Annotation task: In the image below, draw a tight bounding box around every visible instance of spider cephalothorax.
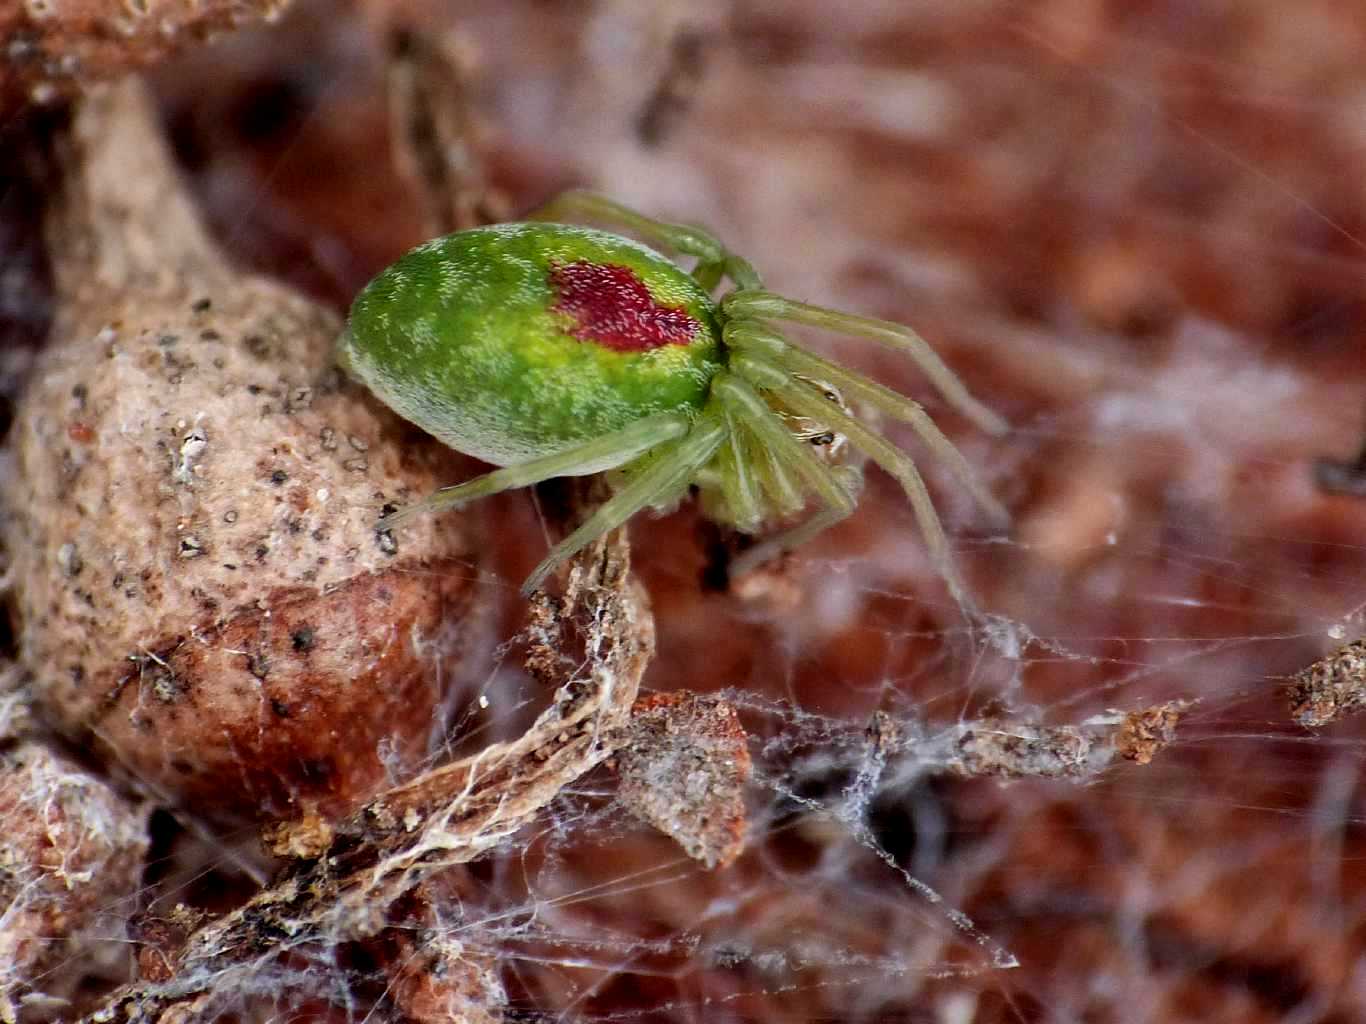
[339,191,1008,598]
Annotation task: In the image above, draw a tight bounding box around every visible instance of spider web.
[7,2,1366,1022]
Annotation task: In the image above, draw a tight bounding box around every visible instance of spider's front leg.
[527,190,763,291]
[522,417,727,595]
[724,321,1008,527]
[723,290,1008,438]
[727,464,864,582]
[727,347,975,608]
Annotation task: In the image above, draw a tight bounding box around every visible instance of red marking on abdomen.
[549,261,699,352]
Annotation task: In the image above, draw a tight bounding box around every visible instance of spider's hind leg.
[527,190,762,291]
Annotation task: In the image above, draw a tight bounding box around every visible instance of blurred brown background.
[9,1,1366,1021]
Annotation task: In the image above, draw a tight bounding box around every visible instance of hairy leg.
[732,351,971,607]
[710,408,765,533]
[727,464,862,580]
[527,190,763,290]
[721,291,1008,437]
[725,322,1008,526]
[521,415,726,595]
[379,412,690,530]
[711,372,858,520]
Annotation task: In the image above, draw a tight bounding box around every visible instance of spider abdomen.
[341,223,724,467]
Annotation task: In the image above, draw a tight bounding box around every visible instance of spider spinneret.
[339,191,1008,598]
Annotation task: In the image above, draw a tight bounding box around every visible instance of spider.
[338,191,1008,598]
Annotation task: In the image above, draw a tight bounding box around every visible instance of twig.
[386,26,508,238]
[82,529,653,1023]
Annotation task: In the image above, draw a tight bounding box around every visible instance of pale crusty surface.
[3,79,487,822]
[0,741,150,1020]
[0,0,291,117]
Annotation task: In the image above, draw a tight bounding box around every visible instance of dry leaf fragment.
[1287,640,1366,727]
[1114,700,1186,764]
[953,701,1189,779]
[615,691,752,868]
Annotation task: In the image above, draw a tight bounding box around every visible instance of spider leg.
[711,408,765,533]
[379,412,690,531]
[521,415,727,595]
[710,372,858,519]
[728,465,863,580]
[690,260,726,293]
[731,351,971,606]
[721,290,1008,437]
[527,190,762,290]
[742,412,805,519]
[725,322,1009,527]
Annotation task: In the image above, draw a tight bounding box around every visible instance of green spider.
[338,191,1008,598]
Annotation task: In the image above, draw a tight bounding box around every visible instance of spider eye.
[809,432,837,447]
